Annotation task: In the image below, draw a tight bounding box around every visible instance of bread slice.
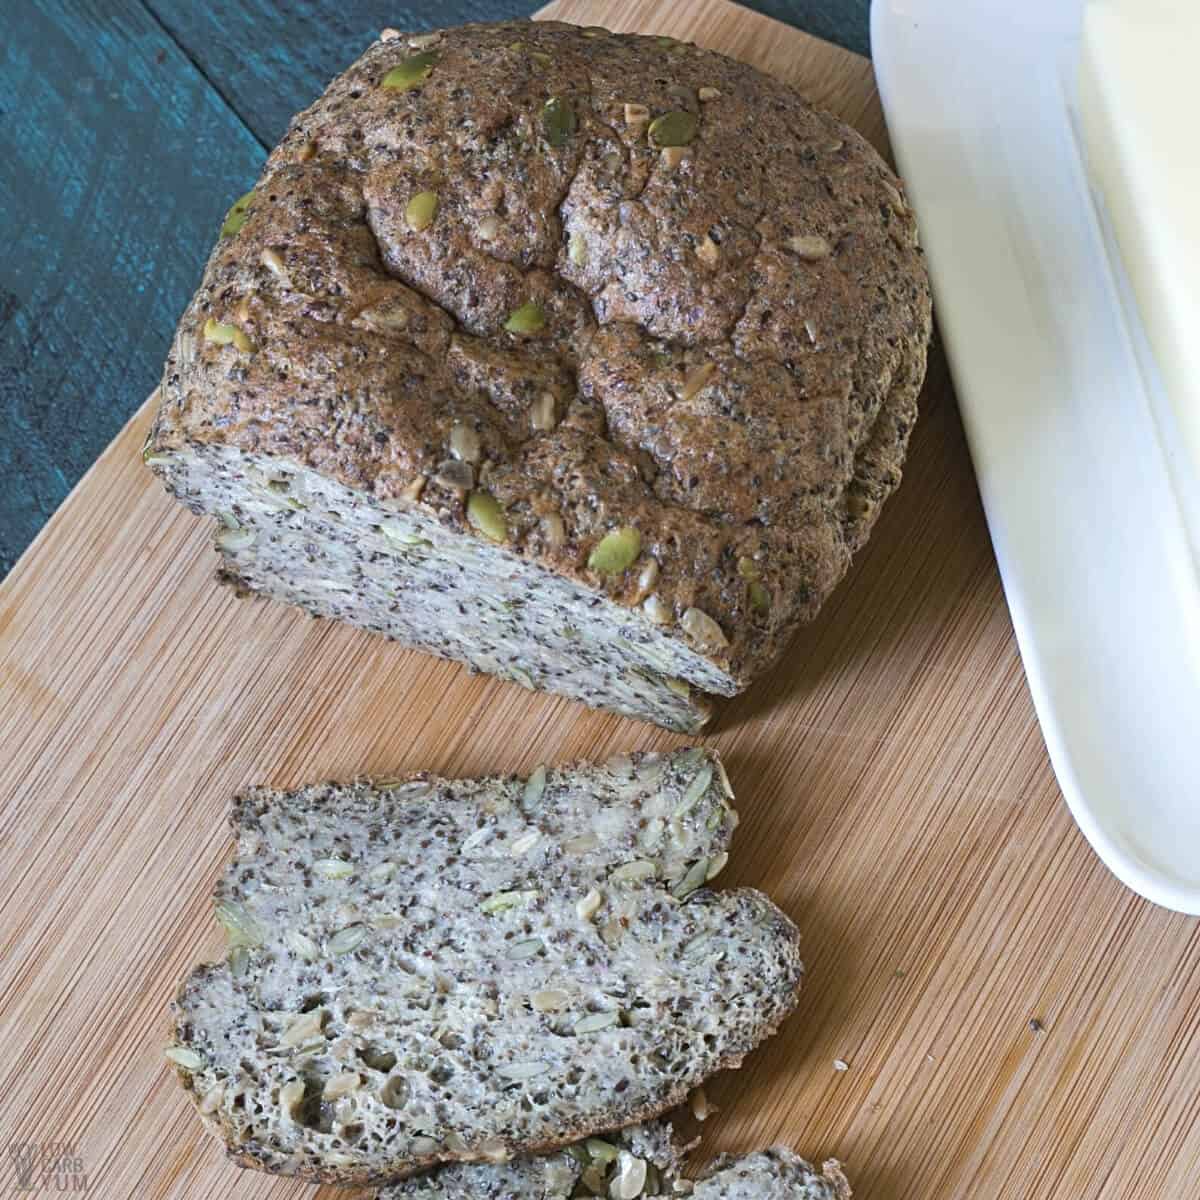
[381,1121,684,1199]
[166,749,804,1184]
[383,1122,851,1200]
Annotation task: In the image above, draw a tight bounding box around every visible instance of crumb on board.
[833,1059,849,1072]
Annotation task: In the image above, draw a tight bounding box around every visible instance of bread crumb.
[833,1059,849,1072]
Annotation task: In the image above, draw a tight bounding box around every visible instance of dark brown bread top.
[150,20,931,686]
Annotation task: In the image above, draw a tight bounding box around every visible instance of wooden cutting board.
[2,3,1198,1198]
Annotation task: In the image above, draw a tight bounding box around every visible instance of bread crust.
[149,20,931,688]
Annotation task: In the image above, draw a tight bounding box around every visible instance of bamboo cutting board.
[2,2,1199,1197]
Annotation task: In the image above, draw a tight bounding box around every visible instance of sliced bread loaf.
[166,749,804,1184]
[383,1121,850,1200]
[146,20,932,733]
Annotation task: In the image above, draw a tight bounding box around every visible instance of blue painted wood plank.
[0,0,265,577]
[144,0,868,151]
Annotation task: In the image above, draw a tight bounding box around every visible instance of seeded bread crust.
[147,20,931,726]
[383,1124,851,1200]
[167,749,804,1185]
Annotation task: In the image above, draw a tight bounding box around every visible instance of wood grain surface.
[2,3,1198,1198]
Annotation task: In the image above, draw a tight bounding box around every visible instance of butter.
[1079,0,1200,473]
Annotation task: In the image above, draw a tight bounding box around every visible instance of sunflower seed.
[411,1136,441,1156]
[281,1008,325,1047]
[786,234,832,260]
[531,391,558,431]
[574,1010,620,1035]
[698,86,722,101]
[587,1138,620,1164]
[696,235,720,265]
[689,1085,713,1119]
[481,889,538,914]
[449,422,482,463]
[531,989,568,1012]
[614,1151,648,1198]
[285,930,319,962]
[681,606,728,648]
[260,247,287,278]
[565,832,599,854]
[568,232,588,266]
[328,924,368,955]
[623,103,650,128]
[499,1061,550,1080]
[706,851,729,880]
[576,887,603,920]
[643,593,671,624]
[672,858,709,899]
[198,1082,225,1113]
[610,859,656,885]
[679,362,716,401]
[522,764,548,809]
[164,1046,203,1071]
[677,764,714,815]
[216,527,255,554]
[313,857,354,879]
[324,1071,361,1099]
[510,830,540,855]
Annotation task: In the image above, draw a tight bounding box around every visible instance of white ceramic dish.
[871,0,1200,912]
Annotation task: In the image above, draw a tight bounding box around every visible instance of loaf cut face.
[384,1123,851,1200]
[146,19,932,732]
[167,749,804,1184]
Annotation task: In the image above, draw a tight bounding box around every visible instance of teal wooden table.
[0,0,867,579]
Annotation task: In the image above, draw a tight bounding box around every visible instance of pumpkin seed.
[214,899,265,947]
[203,318,237,345]
[381,51,438,91]
[647,110,698,147]
[588,526,641,574]
[581,25,608,37]
[405,190,439,231]
[467,490,508,542]
[220,189,255,237]
[541,96,576,147]
[504,302,546,334]
[164,1046,203,1071]
[749,581,771,611]
[586,1138,619,1164]
[506,937,544,960]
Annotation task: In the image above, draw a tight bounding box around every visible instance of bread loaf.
[146,20,932,731]
[166,749,804,1184]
